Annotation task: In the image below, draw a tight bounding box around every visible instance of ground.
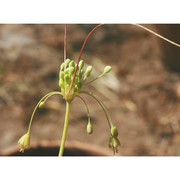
[0,24,180,156]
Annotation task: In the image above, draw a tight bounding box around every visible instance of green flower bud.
[64,68,69,75]
[79,69,84,80]
[59,71,64,80]
[64,74,70,84]
[79,60,84,70]
[18,132,30,153]
[84,66,93,79]
[111,126,118,137]
[60,62,65,71]
[103,66,112,74]
[69,67,75,76]
[59,79,64,88]
[65,84,70,93]
[64,59,71,68]
[69,60,75,68]
[87,120,93,134]
[39,101,45,108]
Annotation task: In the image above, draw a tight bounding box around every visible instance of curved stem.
[27,91,62,133]
[67,24,104,98]
[80,91,113,129]
[77,95,90,118]
[59,101,71,156]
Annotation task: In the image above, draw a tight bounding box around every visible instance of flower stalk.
[59,101,71,156]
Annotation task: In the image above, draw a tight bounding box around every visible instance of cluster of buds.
[59,59,93,101]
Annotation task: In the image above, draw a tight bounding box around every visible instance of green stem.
[80,91,113,129]
[85,73,105,85]
[77,95,90,118]
[27,91,62,133]
[59,101,71,156]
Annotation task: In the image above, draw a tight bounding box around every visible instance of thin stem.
[64,24,67,62]
[77,95,90,118]
[85,72,105,85]
[68,24,104,97]
[80,91,113,129]
[27,91,62,133]
[59,101,71,156]
[133,24,180,48]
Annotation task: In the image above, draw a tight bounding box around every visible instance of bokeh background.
[0,24,180,155]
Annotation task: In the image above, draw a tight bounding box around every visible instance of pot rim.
[2,140,113,156]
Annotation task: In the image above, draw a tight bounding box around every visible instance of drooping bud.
[87,119,93,134]
[103,66,112,74]
[109,136,120,154]
[109,126,120,154]
[18,132,31,153]
[111,126,118,137]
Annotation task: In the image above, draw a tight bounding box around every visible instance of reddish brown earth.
[0,24,180,156]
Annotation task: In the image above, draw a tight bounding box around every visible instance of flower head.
[18,132,30,153]
[109,126,120,154]
[109,136,120,155]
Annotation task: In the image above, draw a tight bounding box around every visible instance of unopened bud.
[103,66,112,74]
[111,126,118,137]
[69,67,75,76]
[59,79,64,88]
[65,59,71,68]
[64,74,70,84]
[87,120,93,134]
[69,60,75,68]
[59,71,64,80]
[84,66,93,79]
[79,60,84,70]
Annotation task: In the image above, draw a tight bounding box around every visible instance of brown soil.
[0,24,180,156]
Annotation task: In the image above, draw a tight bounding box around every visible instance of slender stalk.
[80,91,113,129]
[27,91,62,133]
[85,72,105,85]
[59,101,71,156]
[77,95,90,118]
[67,24,104,97]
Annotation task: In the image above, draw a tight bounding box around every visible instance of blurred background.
[0,24,180,155]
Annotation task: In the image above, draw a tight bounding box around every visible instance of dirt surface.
[0,24,180,156]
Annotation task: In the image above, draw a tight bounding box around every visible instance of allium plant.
[18,24,120,156]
